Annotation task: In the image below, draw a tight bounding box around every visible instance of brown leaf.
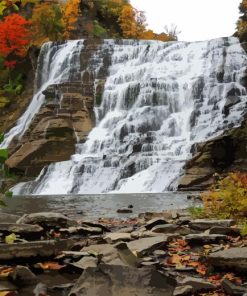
[38,261,65,270]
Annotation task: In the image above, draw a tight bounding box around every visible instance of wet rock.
[208,247,247,271]
[189,219,235,230]
[69,264,176,296]
[173,285,193,296]
[128,204,134,209]
[78,221,110,232]
[0,213,21,223]
[104,232,132,244]
[144,218,168,230]
[127,235,173,257]
[0,239,73,260]
[17,212,77,228]
[178,276,216,293]
[117,208,133,214]
[208,226,240,236]
[0,223,43,236]
[185,233,227,244]
[151,224,190,235]
[10,265,37,286]
[221,279,247,296]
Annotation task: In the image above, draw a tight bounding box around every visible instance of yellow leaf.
[5,233,16,245]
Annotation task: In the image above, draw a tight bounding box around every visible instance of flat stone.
[117,208,133,213]
[189,219,235,230]
[208,247,247,271]
[0,281,17,292]
[0,223,43,235]
[151,224,190,235]
[0,213,21,223]
[114,242,142,267]
[9,265,37,286]
[70,257,98,270]
[17,212,77,228]
[221,279,247,296]
[127,235,172,257]
[69,264,176,296]
[153,250,167,258]
[0,239,73,260]
[178,276,216,293]
[173,285,193,296]
[82,244,124,266]
[208,226,240,236]
[144,218,168,230]
[130,230,162,239]
[104,233,132,244]
[78,221,110,232]
[185,234,227,244]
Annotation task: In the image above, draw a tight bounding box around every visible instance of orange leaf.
[38,261,65,270]
[196,263,207,276]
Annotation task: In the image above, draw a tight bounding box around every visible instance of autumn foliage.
[0,13,30,59]
[62,0,81,39]
[202,172,247,219]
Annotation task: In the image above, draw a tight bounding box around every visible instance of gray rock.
[0,239,73,260]
[189,219,235,230]
[127,235,172,257]
[0,223,43,235]
[82,244,124,266]
[153,250,166,258]
[78,224,103,234]
[17,212,77,228]
[69,264,176,296]
[178,276,216,293]
[151,224,190,235]
[185,233,227,244]
[173,285,193,296]
[130,230,163,239]
[33,283,47,296]
[117,208,133,213]
[78,221,110,232]
[10,265,37,286]
[0,212,21,223]
[221,279,247,296]
[70,256,98,270]
[208,247,247,271]
[104,232,132,244]
[0,281,17,292]
[114,242,142,267]
[144,218,168,230]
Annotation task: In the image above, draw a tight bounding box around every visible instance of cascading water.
[0,40,84,148]
[12,37,247,194]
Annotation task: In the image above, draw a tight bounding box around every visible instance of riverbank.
[0,209,246,296]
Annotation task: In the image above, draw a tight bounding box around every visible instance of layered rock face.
[5,39,109,178]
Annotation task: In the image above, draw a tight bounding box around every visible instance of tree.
[237,0,247,41]
[62,0,80,39]
[31,2,64,46]
[0,13,30,59]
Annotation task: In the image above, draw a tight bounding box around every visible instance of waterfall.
[0,40,84,148]
[12,37,247,194]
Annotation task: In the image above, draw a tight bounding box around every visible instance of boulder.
[16,212,77,228]
[114,242,141,267]
[0,239,73,260]
[69,264,176,296]
[208,247,247,271]
[189,219,235,230]
[208,226,240,236]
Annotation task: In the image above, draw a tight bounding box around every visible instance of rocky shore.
[0,210,246,296]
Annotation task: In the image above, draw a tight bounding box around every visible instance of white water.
[0,40,84,148]
[11,37,247,194]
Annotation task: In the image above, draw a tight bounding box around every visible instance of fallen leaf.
[0,267,14,277]
[38,261,65,270]
[5,233,16,244]
[196,263,207,276]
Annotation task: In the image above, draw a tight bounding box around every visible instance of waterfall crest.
[11,38,247,194]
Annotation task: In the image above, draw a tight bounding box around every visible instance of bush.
[202,172,247,219]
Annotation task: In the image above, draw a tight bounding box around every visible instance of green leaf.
[0,134,4,144]
[0,149,8,164]
[0,199,7,207]
[5,191,13,198]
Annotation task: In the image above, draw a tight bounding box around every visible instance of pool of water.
[1,192,194,220]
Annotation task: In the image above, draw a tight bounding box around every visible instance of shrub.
[202,172,247,219]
